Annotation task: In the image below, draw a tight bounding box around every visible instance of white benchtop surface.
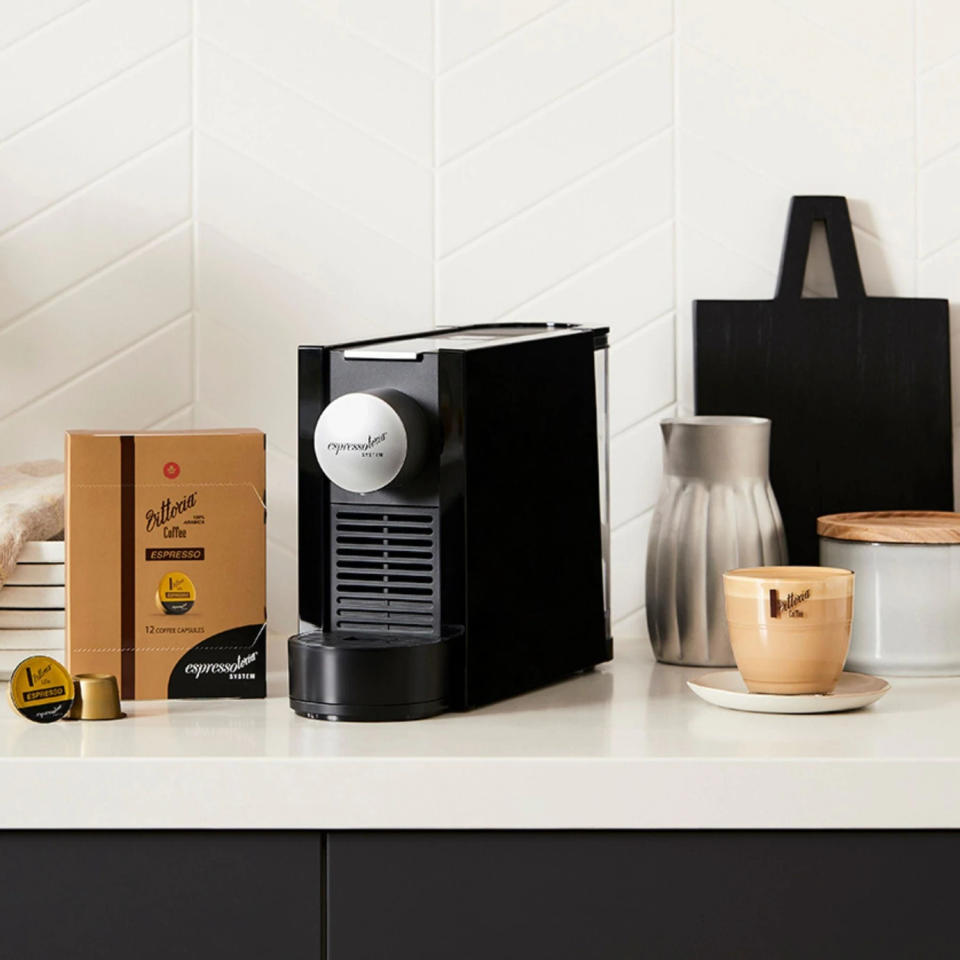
[2,637,959,829]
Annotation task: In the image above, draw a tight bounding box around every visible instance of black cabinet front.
[0,831,323,960]
[3,829,957,959]
[326,830,959,960]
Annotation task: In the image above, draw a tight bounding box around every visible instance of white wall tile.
[0,1,194,501]
[919,247,960,505]
[196,225,411,353]
[196,313,298,458]
[0,41,191,234]
[680,0,913,140]
[193,405,300,637]
[437,41,671,254]
[266,447,298,553]
[611,510,653,623]
[437,135,672,326]
[677,41,915,254]
[0,0,190,142]
[917,6,960,504]
[197,0,432,164]
[613,606,648,641]
[197,42,432,257]
[918,57,960,165]
[676,0,918,422]
[0,317,193,462]
[608,314,676,437]
[918,152,960,258]
[266,541,299,643]
[197,135,433,334]
[147,405,194,430]
[316,0,434,73]
[0,133,191,327]
[918,0,960,72]
[437,0,672,162]
[499,223,674,343]
[774,0,913,68]
[266,443,301,638]
[436,0,566,72]
[0,226,191,419]
[0,0,88,54]
[675,222,776,412]
[610,406,674,530]
[12,0,960,638]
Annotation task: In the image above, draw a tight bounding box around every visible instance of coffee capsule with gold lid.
[155,570,196,615]
[9,655,75,723]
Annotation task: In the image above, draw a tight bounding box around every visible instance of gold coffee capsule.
[65,673,125,721]
[9,656,74,723]
[156,570,196,615]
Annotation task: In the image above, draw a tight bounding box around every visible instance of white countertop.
[2,637,959,829]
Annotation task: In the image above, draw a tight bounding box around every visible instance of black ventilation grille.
[330,504,439,636]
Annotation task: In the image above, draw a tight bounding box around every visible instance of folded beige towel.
[0,460,64,587]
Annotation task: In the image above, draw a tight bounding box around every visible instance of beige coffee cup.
[722,566,854,694]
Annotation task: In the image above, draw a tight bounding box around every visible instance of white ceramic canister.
[818,511,960,676]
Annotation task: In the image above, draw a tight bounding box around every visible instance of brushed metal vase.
[646,416,787,666]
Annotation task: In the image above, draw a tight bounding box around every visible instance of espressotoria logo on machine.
[184,650,259,679]
[327,432,387,456]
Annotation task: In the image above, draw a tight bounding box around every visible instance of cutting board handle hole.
[800,221,838,298]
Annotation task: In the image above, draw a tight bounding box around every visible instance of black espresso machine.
[289,323,611,720]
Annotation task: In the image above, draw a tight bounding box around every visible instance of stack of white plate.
[0,541,65,680]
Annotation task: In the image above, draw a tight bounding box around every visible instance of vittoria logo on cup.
[769,588,811,618]
[163,461,180,479]
[327,432,388,457]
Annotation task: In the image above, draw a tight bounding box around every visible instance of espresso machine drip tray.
[288,627,462,721]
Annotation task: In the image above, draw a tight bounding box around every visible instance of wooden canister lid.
[817,511,960,544]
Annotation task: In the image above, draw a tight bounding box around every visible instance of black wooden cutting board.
[695,195,953,564]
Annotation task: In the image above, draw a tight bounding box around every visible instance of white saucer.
[687,670,890,714]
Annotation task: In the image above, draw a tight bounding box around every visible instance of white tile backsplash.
[0,41,190,235]
[437,135,673,327]
[436,0,567,72]
[5,0,960,638]
[0,0,88,52]
[197,0,433,164]
[436,0,671,162]
[0,0,190,142]
[0,226,192,420]
[918,56,960,164]
[498,222,674,344]
[197,41,434,256]
[0,316,193,462]
[436,41,671,255]
[918,0,960,72]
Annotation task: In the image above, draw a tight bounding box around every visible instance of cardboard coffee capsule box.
[66,430,266,700]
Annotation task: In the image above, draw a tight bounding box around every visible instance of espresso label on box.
[146,548,205,561]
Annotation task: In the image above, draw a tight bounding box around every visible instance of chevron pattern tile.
[436,1,675,636]
[194,0,436,637]
[0,0,193,465]
[918,0,960,502]
[11,1,960,644]
[676,0,917,413]
[193,0,676,637]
